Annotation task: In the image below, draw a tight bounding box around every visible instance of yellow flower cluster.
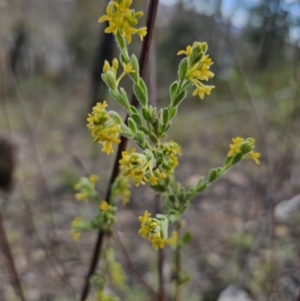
[99,200,112,212]
[103,58,135,89]
[87,101,122,155]
[119,148,162,186]
[159,141,181,174]
[99,0,147,44]
[178,42,215,100]
[74,174,99,202]
[138,211,171,249]
[228,137,261,164]
[119,142,181,186]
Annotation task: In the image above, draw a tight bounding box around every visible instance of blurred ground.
[0,0,300,301]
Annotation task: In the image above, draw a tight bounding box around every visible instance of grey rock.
[274,194,300,223]
[217,285,254,301]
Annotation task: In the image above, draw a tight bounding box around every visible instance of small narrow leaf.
[128,118,137,135]
[131,113,143,126]
[169,107,178,119]
[170,81,178,102]
[162,108,169,125]
[139,79,148,94]
[178,58,188,80]
[141,107,150,122]
[173,90,187,107]
[129,106,139,115]
[133,83,147,107]
[130,54,140,82]
[208,169,218,182]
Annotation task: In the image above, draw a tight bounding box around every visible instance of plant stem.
[155,195,166,301]
[80,1,160,300]
[173,222,181,301]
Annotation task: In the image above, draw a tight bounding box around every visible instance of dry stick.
[0,212,26,301]
[80,1,160,300]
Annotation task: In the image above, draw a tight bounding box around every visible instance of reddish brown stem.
[80,1,160,300]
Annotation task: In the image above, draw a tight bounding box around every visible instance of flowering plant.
[71,1,261,300]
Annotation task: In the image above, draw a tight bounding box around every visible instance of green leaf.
[139,79,147,94]
[109,89,127,108]
[162,108,169,125]
[149,134,158,143]
[182,232,192,245]
[169,106,178,119]
[231,153,243,165]
[130,54,140,82]
[119,88,130,109]
[195,183,208,193]
[131,113,142,126]
[208,169,218,182]
[128,118,137,135]
[133,83,147,107]
[109,111,123,124]
[162,122,171,133]
[170,81,178,102]
[138,126,149,135]
[178,58,188,80]
[141,107,150,122]
[129,105,139,115]
[116,32,126,52]
[120,53,128,64]
[136,131,146,146]
[173,90,187,107]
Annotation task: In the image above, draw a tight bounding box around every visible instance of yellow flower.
[123,63,135,74]
[138,212,171,249]
[150,233,166,250]
[227,137,244,157]
[74,191,89,202]
[119,149,158,186]
[99,0,147,44]
[137,27,147,41]
[192,84,214,100]
[178,42,215,100]
[159,141,181,175]
[177,45,192,56]
[100,200,111,212]
[87,101,122,155]
[103,59,119,74]
[139,210,151,226]
[243,151,261,165]
[89,174,99,184]
[227,137,261,164]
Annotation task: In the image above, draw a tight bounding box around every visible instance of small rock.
[217,284,254,301]
[274,194,300,223]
